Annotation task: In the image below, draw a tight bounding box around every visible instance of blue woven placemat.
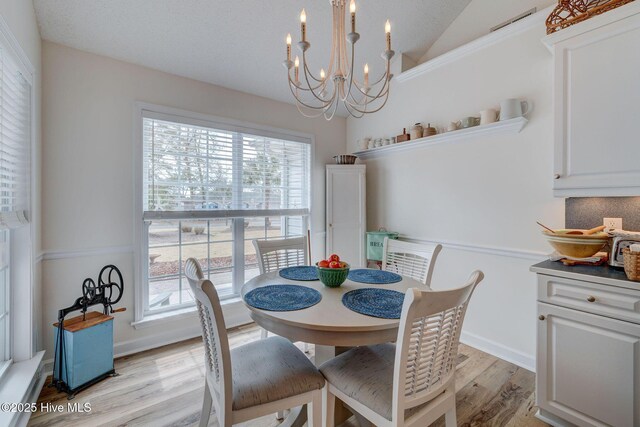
[347,269,402,284]
[279,266,319,281]
[342,288,405,319]
[244,284,322,311]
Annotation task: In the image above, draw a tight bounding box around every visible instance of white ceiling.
[33,0,470,107]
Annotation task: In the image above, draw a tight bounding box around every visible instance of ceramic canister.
[480,109,499,125]
[410,123,424,139]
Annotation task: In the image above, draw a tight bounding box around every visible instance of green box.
[366,230,399,261]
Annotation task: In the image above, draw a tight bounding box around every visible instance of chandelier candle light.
[284,0,395,120]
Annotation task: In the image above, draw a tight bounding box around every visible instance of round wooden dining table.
[241,269,426,427]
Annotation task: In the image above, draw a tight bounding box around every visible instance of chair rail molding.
[403,236,547,261]
[42,245,134,261]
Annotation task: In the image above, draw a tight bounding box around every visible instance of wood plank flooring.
[30,324,548,427]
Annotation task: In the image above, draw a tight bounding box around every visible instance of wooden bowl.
[542,230,609,258]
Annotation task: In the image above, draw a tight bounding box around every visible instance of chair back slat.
[382,239,442,286]
[184,258,233,425]
[253,236,309,274]
[392,271,484,420]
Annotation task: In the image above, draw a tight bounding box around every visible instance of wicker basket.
[623,248,640,282]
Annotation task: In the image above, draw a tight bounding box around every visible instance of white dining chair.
[319,270,484,427]
[253,235,309,275]
[184,257,324,427]
[253,236,310,343]
[382,238,443,287]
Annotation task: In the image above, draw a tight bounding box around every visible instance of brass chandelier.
[283,0,394,120]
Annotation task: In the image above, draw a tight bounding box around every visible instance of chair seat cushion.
[319,343,396,420]
[231,336,325,410]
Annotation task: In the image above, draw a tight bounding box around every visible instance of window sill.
[131,296,247,330]
[0,351,46,427]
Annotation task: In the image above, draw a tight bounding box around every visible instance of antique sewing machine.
[52,265,126,398]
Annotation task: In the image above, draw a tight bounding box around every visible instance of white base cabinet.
[325,165,366,267]
[537,303,640,427]
[532,262,640,427]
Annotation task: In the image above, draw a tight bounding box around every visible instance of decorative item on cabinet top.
[333,154,358,165]
[546,0,635,34]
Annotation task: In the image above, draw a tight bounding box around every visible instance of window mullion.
[232,133,244,294]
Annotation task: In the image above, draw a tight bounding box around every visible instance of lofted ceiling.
[33,0,470,108]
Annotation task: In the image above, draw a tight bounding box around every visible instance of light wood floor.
[30,324,548,427]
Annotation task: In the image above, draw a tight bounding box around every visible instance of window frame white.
[133,102,315,323]
[0,14,36,377]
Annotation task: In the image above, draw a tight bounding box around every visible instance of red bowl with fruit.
[316,254,350,288]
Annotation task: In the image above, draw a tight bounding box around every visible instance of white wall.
[421,0,556,61]
[347,11,564,369]
[0,0,42,358]
[41,41,346,359]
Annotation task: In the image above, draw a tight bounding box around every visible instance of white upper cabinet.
[544,2,640,196]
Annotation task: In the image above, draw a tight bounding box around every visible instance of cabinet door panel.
[552,7,640,196]
[568,27,640,177]
[537,303,640,426]
[326,166,366,266]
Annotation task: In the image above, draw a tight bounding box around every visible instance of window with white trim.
[0,44,31,376]
[141,110,311,314]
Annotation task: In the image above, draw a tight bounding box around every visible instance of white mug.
[480,109,499,125]
[447,122,458,132]
[499,99,530,120]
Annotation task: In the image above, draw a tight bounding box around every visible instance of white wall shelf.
[396,6,552,83]
[352,117,528,159]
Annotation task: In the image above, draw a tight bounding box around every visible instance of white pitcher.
[499,99,530,120]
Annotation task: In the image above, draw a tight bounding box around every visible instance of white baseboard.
[460,330,535,373]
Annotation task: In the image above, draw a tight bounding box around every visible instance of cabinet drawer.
[538,275,640,324]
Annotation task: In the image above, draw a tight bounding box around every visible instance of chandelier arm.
[300,53,324,84]
[323,93,341,121]
[351,61,391,100]
[344,76,390,108]
[289,74,327,95]
[301,54,332,94]
[351,61,390,98]
[343,100,367,119]
[295,101,330,119]
[288,77,334,110]
[344,87,391,114]
[301,61,335,104]
[290,74,339,111]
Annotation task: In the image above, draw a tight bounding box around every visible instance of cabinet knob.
[538,315,546,321]
[587,296,596,303]
[329,223,332,228]
[553,174,561,180]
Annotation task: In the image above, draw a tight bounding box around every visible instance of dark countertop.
[531,260,639,290]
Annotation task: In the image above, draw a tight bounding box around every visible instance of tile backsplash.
[566,197,640,231]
